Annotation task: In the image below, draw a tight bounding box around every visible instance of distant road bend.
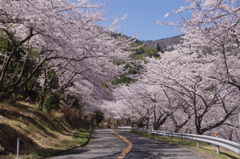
[50,129,204,159]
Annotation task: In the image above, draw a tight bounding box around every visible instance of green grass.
[52,129,90,150]
[26,129,90,158]
[27,149,60,158]
[71,129,90,146]
[132,130,240,159]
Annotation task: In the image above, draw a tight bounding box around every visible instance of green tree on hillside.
[156,43,164,53]
[92,110,104,127]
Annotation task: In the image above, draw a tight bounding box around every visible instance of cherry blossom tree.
[153,0,240,138]
[0,0,135,109]
[112,83,154,128]
[158,0,240,91]
[109,80,181,129]
[140,49,239,135]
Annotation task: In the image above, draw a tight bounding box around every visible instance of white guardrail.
[117,126,240,155]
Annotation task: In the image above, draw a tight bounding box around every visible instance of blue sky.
[99,0,189,41]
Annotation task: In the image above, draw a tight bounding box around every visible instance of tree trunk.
[38,95,45,111]
[146,117,149,129]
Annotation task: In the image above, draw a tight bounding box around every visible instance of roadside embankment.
[0,101,91,159]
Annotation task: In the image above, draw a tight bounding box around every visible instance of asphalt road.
[50,129,204,159]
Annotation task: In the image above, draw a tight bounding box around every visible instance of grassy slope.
[131,40,160,60]
[0,101,90,159]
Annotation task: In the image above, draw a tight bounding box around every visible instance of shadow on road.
[116,131,203,159]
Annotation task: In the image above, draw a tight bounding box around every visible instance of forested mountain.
[116,35,184,85]
[142,34,184,52]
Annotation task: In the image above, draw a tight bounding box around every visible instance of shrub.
[44,92,60,113]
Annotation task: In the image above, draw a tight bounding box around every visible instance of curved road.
[50,129,204,159]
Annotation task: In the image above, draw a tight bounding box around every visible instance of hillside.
[111,34,184,85]
[0,101,91,159]
[142,34,184,52]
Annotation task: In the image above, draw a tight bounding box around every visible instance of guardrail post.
[166,132,169,141]
[180,137,183,144]
[216,146,220,154]
[16,138,20,159]
[196,141,199,148]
